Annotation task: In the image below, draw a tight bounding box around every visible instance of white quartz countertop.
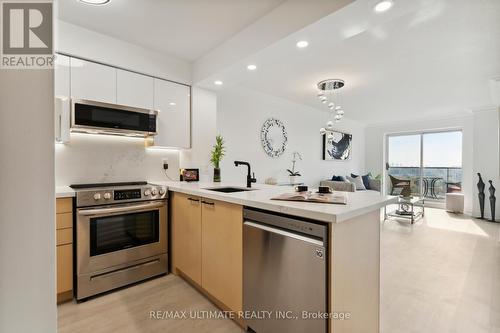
[56,186,75,198]
[152,181,397,223]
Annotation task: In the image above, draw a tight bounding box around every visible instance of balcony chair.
[389,175,411,197]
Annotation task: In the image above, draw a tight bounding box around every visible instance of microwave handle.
[78,201,165,216]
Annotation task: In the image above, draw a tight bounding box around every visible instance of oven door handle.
[78,201,165,216]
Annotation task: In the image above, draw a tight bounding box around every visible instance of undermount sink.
[204,186,255,193]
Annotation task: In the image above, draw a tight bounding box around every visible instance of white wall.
[472,108,500,219]
[217,87,366,187]
[56,20,191,84]
[179,87,217,182]
[365,114,475,214]
[0,71,56,330]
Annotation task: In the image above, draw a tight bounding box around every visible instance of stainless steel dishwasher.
[243,208,328,333]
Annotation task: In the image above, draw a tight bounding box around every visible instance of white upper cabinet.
[54,54,70,143]
[116,69,154,109]
[57,55,192,148]
[153,79,191,148]
[70,58,116,104]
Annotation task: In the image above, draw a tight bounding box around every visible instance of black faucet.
[234,161,257,188]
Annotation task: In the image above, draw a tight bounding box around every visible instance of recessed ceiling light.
[214,80,223,86]
[374,0,393,12]
[169,102,176,106]
[247,64,257,71]
[296,40,309,48]
[78,0,111,5]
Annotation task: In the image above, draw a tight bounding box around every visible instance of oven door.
[76,200,167,275]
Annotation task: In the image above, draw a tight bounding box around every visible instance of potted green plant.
[210,135,225,182]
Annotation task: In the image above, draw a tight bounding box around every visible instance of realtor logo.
[1,1,53,69]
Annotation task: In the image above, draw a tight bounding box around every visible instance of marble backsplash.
[55,133,180,186]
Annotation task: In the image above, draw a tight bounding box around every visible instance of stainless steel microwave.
[71,99,158,137]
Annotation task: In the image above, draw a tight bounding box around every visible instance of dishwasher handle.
[244,221,325,247]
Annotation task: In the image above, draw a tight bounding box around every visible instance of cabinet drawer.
[57,228,72,246]
[56,212,72,230]
[56,198,72,214]
[57,244,73,294]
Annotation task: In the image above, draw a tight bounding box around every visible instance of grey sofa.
[320,178,381,193]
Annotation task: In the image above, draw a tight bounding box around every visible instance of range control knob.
[93,193,101,201]
[159,188,166,195]
[144,189,151,196]
[103,192,111,200]
[151,188,158,196]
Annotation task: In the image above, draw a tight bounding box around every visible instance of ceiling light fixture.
[374,0,393,12]
[296,40,309,48]
[317,79,346,135]
[169,102,176,106]
[214,80,223,86]
[247,64,257,71]
[78,0,111,5]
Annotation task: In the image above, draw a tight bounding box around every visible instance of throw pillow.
[331,175,346,182]
[368,178,381,192]
[346,175,366,190]
[351,173,372,190]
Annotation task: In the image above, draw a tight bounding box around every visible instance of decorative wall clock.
[260,118,287,157]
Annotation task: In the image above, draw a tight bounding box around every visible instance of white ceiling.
[59,0,500,125]
[58,0,285,61]
[198,0,500,124]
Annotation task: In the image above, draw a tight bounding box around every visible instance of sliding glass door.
[386,134,422,197]
[386,130,462,203]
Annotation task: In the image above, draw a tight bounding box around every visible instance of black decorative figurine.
[489,180,496,222]
[477,173,485,219]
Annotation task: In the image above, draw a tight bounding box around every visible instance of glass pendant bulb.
[335,106,342,111]
[326,120,333,129]
[319,127,327,135]
[336,109,344,116]
[335,114,342,120]
[327,133,334,140]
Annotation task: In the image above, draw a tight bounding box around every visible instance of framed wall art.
[322,130,352,160]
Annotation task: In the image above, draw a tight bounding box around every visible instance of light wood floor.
[381,208,500,333]
[58,208,500,333]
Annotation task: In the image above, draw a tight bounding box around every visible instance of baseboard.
[57,290,73,304]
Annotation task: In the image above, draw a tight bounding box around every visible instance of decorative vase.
[213,168,221,182]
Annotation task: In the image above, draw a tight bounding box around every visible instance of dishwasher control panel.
[243,208,327,240]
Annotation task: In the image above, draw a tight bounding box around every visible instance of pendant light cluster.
[317,79,345,139]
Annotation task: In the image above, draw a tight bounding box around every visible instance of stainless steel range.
[70,181,168,300]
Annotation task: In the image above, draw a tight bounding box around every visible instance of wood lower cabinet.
[171,193,243,313]
[171,192,202,285]
[56,198,73,303]
[201,199,242,313]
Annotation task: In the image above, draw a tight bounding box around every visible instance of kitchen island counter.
[153,180,396,223]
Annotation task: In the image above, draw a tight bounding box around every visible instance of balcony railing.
[388,166,462,200]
